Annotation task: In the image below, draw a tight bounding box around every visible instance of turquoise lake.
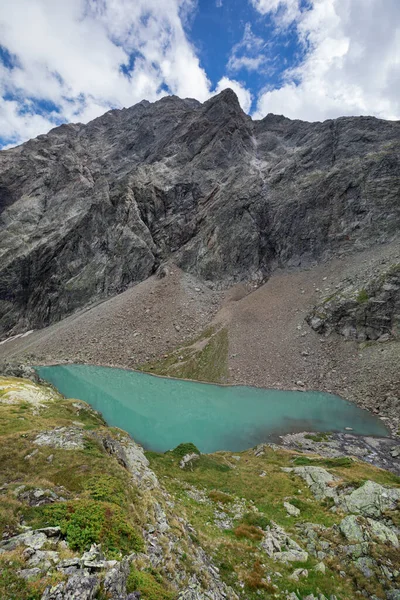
[36,364,390,453]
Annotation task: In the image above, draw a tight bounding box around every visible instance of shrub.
[241,512,271,530]
[233,524,264,541]
[85,475,125,505]
[208,490,232,504]
[27,499,143,557]
[168,442,200,459]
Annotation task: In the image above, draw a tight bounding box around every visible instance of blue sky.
[0,0,399,149]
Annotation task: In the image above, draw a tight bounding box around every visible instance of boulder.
[282,466,338,500]
[338,481,400,517]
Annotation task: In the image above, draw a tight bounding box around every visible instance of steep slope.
[0,89,399,336]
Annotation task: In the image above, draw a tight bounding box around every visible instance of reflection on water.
[36,364,389,453]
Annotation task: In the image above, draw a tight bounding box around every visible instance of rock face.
[0,89,399,335]
[307,264,400,341]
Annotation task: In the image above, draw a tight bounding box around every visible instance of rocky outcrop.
[307,264,400,341]
[0,89,399,336]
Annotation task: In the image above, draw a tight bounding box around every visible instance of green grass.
[126,566,176,600]
[292,456,354,468]
[139,326,229,383]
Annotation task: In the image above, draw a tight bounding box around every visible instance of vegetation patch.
[167,442,200,459]
[126,566,175,600]
[208,490,232,504]
[356,288,369,303]
[25,499,143,557]
[139,326,229,383]
[293,456,353,468]
[233,524,264,541]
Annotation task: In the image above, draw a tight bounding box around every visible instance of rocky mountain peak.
[0,92,399,335]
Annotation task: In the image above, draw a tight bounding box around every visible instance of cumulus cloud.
[250,0,300,24]
[0,0,231,146]
[253,0,400,121]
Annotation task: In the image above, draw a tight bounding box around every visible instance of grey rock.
[339,515,365,542]
[284,501,300,517]
[0,529,47,551]
[307,264,400,342]
[261,521,308,563]
[41,572,100,599]
[338,480,400,517]
[103,557,131,598]
[282,466,338,500]
[1,90,399,336]
[34,427,85,450]
[179,453,200,469]
[18,567,42,579]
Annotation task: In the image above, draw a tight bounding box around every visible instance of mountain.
[0,89,399,336]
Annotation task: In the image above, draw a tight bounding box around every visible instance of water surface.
[36,364,389,453]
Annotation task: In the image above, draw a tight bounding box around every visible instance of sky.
[0,0,399,148]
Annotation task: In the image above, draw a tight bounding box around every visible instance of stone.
[0,530,47,551]
[391,446,400,458]
[18,568,42,579]
[366,518,399,546]
[179,453,200,469]
[289,568,308,581]
[283,466,338,500]
[354,557,375,578]
[34,427,85,450]
[103,557,131,598]
[261,521,308,563]
[339,515,365,543]
[338,480,400,517]
[314,561,326,574]
[41,572,100,599]
[284,501,300,517]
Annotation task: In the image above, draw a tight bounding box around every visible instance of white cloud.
[0,0,216,146]
[250,0,300,24]
[228,23,270,73]
[215,76,253,113]
[253,0,400,121]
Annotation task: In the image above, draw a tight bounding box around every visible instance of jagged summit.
[0,90,399,335]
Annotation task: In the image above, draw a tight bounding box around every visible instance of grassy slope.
[0,376,399,600]
[0,377,173,600]
[147,448,400,600]
[138,326,229,383]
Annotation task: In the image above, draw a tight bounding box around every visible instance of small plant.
[293,456,353,468]
[233,524,264,541]
[208,490,232,504]
[356,288,369,303]
[243,560,275,591]
[241,512,271,530]
[85,475,125,505]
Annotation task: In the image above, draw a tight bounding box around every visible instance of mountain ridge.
[0,88,399,336]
